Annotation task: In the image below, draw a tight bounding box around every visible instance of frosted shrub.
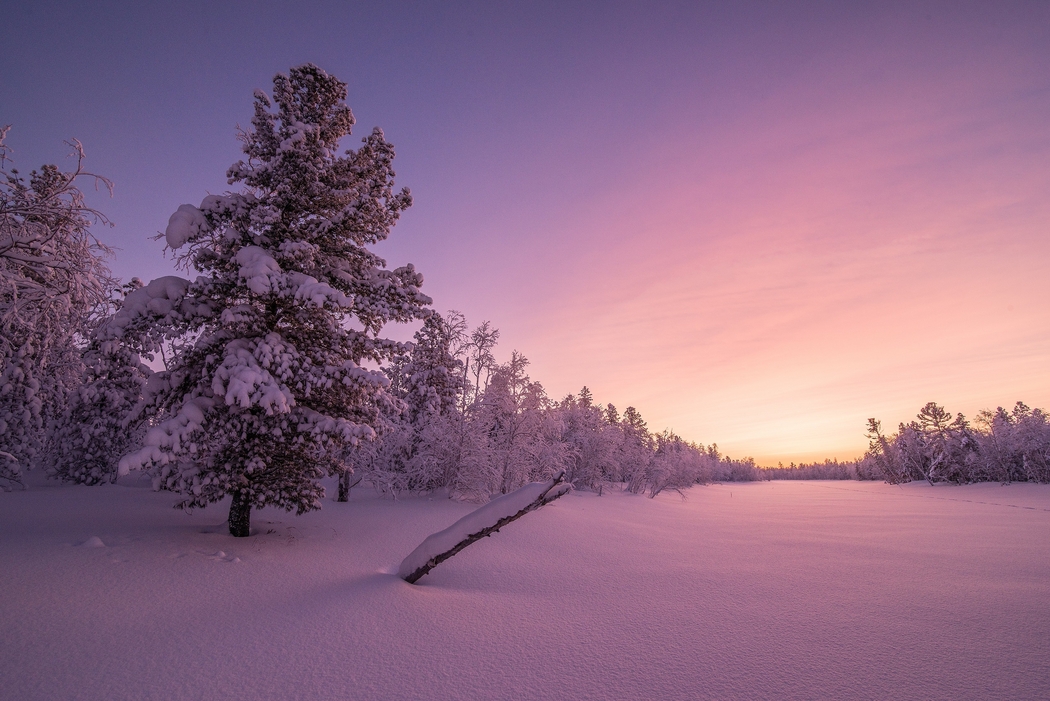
[646,433,696,498]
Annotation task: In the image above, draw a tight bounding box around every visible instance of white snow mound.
[165,204,209,249]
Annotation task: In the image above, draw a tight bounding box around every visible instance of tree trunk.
[229,491,252,537]
[337,471,361,502]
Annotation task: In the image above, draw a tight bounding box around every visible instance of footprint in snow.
[203,550,241,563]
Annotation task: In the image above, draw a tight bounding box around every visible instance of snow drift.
[2,479,1048,700]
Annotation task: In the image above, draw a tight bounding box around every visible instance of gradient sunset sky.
[4,1,1048,463]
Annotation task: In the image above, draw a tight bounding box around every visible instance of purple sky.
[4,1,1049,462]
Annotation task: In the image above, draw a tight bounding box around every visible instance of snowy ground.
[3,477,1049,700]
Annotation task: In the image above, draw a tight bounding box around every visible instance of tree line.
[2,66,1047,538]
[341,310,764,503]
[861,401,1050,484]
[761,401,1050,484]
[0,65,759,536]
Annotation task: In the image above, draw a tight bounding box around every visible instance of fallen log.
[398,471,572,584]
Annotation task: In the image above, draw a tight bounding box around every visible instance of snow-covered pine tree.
[619,406,653,493]
[351,311,466,498]
[558,387,619,492]
[117,65,430,535]
[399,312,466,426]
[46,280,151,484]
[0,127,116,489]
[394,311,467,488]
[45,338,151,484]
[479,351,550,493]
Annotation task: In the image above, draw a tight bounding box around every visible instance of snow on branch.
[398,471,571,584]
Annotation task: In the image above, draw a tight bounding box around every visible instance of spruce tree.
[46,336,150,484]
[398,312,466,425]
[361,311,466,496]
[117,65,430,535]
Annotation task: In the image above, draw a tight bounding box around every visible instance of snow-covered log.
[398,471,571,584]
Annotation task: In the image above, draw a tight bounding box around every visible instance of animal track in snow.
[203,549,240,563]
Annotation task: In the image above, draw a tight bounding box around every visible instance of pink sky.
[402,8,1050,462]
[5,2,1048,463]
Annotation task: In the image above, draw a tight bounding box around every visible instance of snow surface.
[398,476,571,581]
[2,478,1049,700]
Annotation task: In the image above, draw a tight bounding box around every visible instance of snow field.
[2,478,1048,700]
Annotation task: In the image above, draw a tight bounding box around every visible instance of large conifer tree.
[117,65,430,535]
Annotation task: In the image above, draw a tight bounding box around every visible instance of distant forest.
[765,401,1050,485]
[4,66,1048,533]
